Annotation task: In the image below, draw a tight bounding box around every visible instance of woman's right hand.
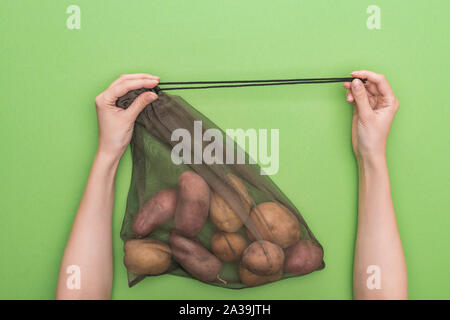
[344,70,400,164]
[94,73,160,161]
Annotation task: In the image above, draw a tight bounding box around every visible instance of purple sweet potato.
[169,230,222,283]
[132,188,178,237]
[174,171,210,237]
[284,240,323,275]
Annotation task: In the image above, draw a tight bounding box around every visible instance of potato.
[247,202,301,248]
[210,173,251,232]
[210,231,248,262]
[284,240,324,275]
[132,188,178,237]
[238,263,283,287]
[174,171,210,237]
[123,239,171,275]
[170,230,222,283]
[241,240,284,276]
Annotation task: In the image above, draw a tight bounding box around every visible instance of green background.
[0,0,449,299]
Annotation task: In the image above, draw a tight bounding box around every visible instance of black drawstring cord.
[160,77,359,85]
[157,77,366,91]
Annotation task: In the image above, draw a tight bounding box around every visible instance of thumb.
[126,91,158,119]
[350,79,372,120]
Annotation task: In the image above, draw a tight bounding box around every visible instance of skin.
[55,74,159,299]
[344,70,408,299]
[56,70,407,300]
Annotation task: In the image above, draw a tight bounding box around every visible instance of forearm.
[353,156,407,299]
[56,151,120,299]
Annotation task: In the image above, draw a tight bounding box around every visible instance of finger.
[346,89,354,103]
[109,73,160,88]
[126,91,158,119]
[108,79,159,99]
[350,79,373,120]
[346,73,377,95]
[364,81,380,96]
[351,70,394,97]
[344,82,354,102]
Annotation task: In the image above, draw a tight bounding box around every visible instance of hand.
[344,70,400,164]
[94,73,160,160]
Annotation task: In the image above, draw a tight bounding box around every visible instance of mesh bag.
[117,88,325,288]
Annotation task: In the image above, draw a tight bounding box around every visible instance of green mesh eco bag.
[117,87,325,288]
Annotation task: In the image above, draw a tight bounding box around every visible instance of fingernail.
[144,92,157,101]
[352,79,362,89]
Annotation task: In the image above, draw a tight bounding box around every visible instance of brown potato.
[123,239,171,275]
[210,173,251,232]
[239,263,283,287]
[169,230,222,283]
[132,188,178,237]
[174,171,210,237]
[284,240,324,275]
[241,240,284,276]
[210,231,248,262]
[247,202,301,248]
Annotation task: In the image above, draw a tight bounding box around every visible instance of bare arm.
[344,71,407,299]
[56,74,159,299]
